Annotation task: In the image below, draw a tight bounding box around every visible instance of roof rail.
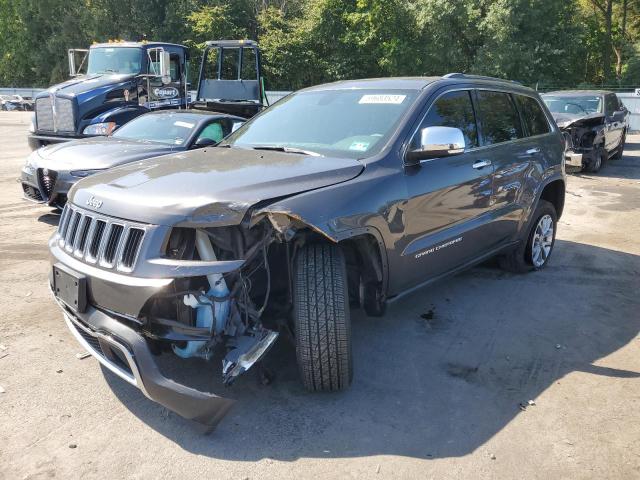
[443,73,522,85]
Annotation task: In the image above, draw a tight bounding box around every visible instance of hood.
[70,147,365,226]
[551,111,605,129]
[34,137,176,170]
[40,74,135,99]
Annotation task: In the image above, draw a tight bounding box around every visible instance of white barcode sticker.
[359,94,406,105]
[174,121,195,129]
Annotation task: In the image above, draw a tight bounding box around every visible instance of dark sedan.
[21,110,244,208]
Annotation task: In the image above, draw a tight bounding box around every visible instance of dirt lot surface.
[0,111,638,479]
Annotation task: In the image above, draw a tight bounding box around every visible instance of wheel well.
[540,180,565,219]
[339,234,385,304]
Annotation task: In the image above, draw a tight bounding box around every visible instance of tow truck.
[28,39,266,150]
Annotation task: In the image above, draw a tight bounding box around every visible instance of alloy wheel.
[531,214,554,268]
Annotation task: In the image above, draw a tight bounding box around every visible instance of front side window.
[411,90,479,149]
[169,54,181,82]
[604,94,618,116]
[196,119,234,144]
[87,47,142,75]
[515,95,551,136]
[224,89,419,159]
[477,91,523,146]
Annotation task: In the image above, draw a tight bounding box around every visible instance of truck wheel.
[613,131,626,160]
[293,243,352,392]
[498,200,557,273]
[587,147,606,173]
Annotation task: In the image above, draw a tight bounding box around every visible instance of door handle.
[472,159,492,169]
[525,148,541,155]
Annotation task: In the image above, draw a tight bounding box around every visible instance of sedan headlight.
[70,169,104,178]
[83,122,116,136]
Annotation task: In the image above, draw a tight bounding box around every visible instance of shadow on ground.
[104,239,640,461]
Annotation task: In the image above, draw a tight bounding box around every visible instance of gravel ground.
[0,111,639,480]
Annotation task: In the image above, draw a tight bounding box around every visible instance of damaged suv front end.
[48,122,368,427]
[542,91,629,172]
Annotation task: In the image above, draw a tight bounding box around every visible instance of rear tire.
[613,131,626,160]
[499,200,557,273]
[294,244,352,392]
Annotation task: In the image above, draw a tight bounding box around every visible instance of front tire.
[294,244,352,392]
[499,200,557,273]
[587,147,606,173]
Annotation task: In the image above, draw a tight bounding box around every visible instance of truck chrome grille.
[55,97,75,132]
[35,97,54,131]
[57,205,146,272]
[35,96,75,133]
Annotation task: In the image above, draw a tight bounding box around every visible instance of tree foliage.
[0,0,638,89]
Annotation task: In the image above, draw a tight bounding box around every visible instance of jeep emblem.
[153,87,178,99]
[86,196,102,209]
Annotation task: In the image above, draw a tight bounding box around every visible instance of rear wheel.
[613,131,626,160]
[293,243,352,392]
[499,200,557,273]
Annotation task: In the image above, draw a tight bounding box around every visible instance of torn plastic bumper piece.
[55,296,235,428]
[222,329,279,385]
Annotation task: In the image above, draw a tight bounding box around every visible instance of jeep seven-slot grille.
[57,205,145,272]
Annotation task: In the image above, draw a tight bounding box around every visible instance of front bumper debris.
[54,294,235,428]
[564,150,583,168]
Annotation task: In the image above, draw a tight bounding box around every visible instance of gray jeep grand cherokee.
[49,74,565,428]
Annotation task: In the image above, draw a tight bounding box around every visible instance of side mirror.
[68,49,88,77]
[405,126,465,166]
[148,48,171,83]
[160,51,171,84]
[192,137,218,149]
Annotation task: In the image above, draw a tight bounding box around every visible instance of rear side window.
[413,90,479,149]
[515,95,551,136]
[476,91,523,145]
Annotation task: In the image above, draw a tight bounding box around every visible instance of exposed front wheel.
[499,200,557,272]
[293,244,352,392]
[587,147,606,173]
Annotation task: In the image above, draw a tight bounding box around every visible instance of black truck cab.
[28,40,266,150]
[28,41,190,150]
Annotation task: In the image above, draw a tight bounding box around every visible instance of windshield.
[87,47,142,75]
[543,95,602,115]
[112,114,197,145]
[223,89,419,158]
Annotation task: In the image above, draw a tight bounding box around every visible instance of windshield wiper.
[251,145,321,156]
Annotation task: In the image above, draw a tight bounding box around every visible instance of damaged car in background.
[542,90,629,173]
[49,74,565,429]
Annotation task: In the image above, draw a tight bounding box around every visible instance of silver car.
[21,110,243,208]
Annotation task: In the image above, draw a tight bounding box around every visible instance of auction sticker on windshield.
[174,121,195,129]
[359,94,406,104]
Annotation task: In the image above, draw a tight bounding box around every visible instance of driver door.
[398,89,494,290]
[146,50,184,110]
